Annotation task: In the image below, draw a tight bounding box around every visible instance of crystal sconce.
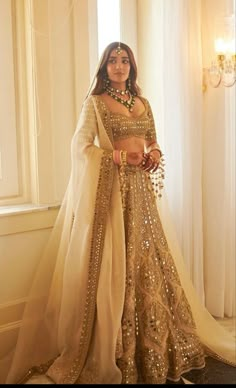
[207,38,236,88]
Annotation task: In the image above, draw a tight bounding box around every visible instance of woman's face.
[106,49,131,85]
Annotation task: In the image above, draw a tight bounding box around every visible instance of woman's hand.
[123,150,161,172]
[141,150,161,173]
[126,151,144,166]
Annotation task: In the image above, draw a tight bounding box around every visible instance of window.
[0,1,20,202]
[97,0,121,57]
[0,0,29,206]
[0,0,137,208]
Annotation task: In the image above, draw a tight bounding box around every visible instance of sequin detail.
[60,150,114,383]
[116,165,206,383]
[94,96,157,142]
[16,359,55,384]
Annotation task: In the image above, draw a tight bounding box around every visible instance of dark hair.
[91,42,142,96]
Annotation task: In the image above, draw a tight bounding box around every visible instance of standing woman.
[1,42,235,384]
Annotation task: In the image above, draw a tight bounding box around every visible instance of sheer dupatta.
[1,96,126,384]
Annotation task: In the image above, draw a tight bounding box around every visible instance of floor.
[25,317,236,385]
[177,317,236,385]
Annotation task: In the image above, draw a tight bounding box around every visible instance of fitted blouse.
[94,95,157,144]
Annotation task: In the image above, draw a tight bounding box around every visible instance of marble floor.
[178,317,236,385]
[24,317,236,385]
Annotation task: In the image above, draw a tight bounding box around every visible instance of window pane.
[97,0,120,57]
[0,0,19,199]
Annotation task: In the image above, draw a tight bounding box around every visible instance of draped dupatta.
[1,96,126,384]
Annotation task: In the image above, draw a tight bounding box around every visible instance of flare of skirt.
[116,165,205,384]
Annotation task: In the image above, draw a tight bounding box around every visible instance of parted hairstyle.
[91,42,142,96]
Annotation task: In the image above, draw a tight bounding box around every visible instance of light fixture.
[203,15,236,90]
[207,38,236,88]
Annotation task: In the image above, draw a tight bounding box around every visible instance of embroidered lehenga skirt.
[116,165,205,384]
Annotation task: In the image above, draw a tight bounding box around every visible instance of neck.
[110,81,126,90]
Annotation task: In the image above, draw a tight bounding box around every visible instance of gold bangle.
[120,150,127,165]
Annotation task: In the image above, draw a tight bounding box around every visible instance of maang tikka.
[115,42,122,55]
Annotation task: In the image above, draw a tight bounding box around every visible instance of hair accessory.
[115,43,122,55]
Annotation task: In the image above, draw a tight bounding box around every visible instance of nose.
[115,62,122,69]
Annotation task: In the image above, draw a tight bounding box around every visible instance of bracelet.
[147,142,163,156]
[149,148,162,157]
[113,150,121,165]
[120,150,127,166]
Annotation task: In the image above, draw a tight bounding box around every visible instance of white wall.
[0,207,58,354]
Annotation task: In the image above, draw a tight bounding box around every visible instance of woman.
[1,42,235,384]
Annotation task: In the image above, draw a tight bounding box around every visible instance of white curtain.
[157,0,235,316]
[222,88,235,317]
[160,0,205,303]
[203,85,236,317]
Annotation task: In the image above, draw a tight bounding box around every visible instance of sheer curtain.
[203,85,236,317]
[160,0,205,303]
[222,89,235,317]
[158,0,235,316]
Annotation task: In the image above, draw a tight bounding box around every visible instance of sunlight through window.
[97,0,121,58]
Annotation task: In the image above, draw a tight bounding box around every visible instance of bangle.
[147,142,162,156]
[120,150,127,166]
[149,148,162,157]
[113,150,121,165]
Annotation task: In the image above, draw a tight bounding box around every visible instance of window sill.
[0,204,60,236]
[0,203,60,217]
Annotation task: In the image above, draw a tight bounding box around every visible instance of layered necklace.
[105,85,135,112]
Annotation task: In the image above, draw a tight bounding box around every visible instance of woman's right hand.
[126,151,144,166]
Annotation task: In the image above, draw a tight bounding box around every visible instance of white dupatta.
[2,96,126,384]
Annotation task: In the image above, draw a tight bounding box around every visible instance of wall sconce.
[204,38,236,90]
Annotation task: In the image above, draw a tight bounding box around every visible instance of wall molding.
[0,206,59,236]
[0,297,26,328]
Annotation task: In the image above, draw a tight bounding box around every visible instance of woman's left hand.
[140,150,161,173]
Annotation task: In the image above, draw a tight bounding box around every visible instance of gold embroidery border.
[63,150,114,383]
[94,96,114,144]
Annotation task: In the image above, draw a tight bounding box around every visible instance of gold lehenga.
[116,165,205,383]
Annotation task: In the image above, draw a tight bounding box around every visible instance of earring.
[127,78,131,90]
[103,75,110,89]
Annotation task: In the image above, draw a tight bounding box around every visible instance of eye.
[123,59,130,64]
[108,59,116,64]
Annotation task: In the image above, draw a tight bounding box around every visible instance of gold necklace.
[105,86,135,112]
[106,86,129,96]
